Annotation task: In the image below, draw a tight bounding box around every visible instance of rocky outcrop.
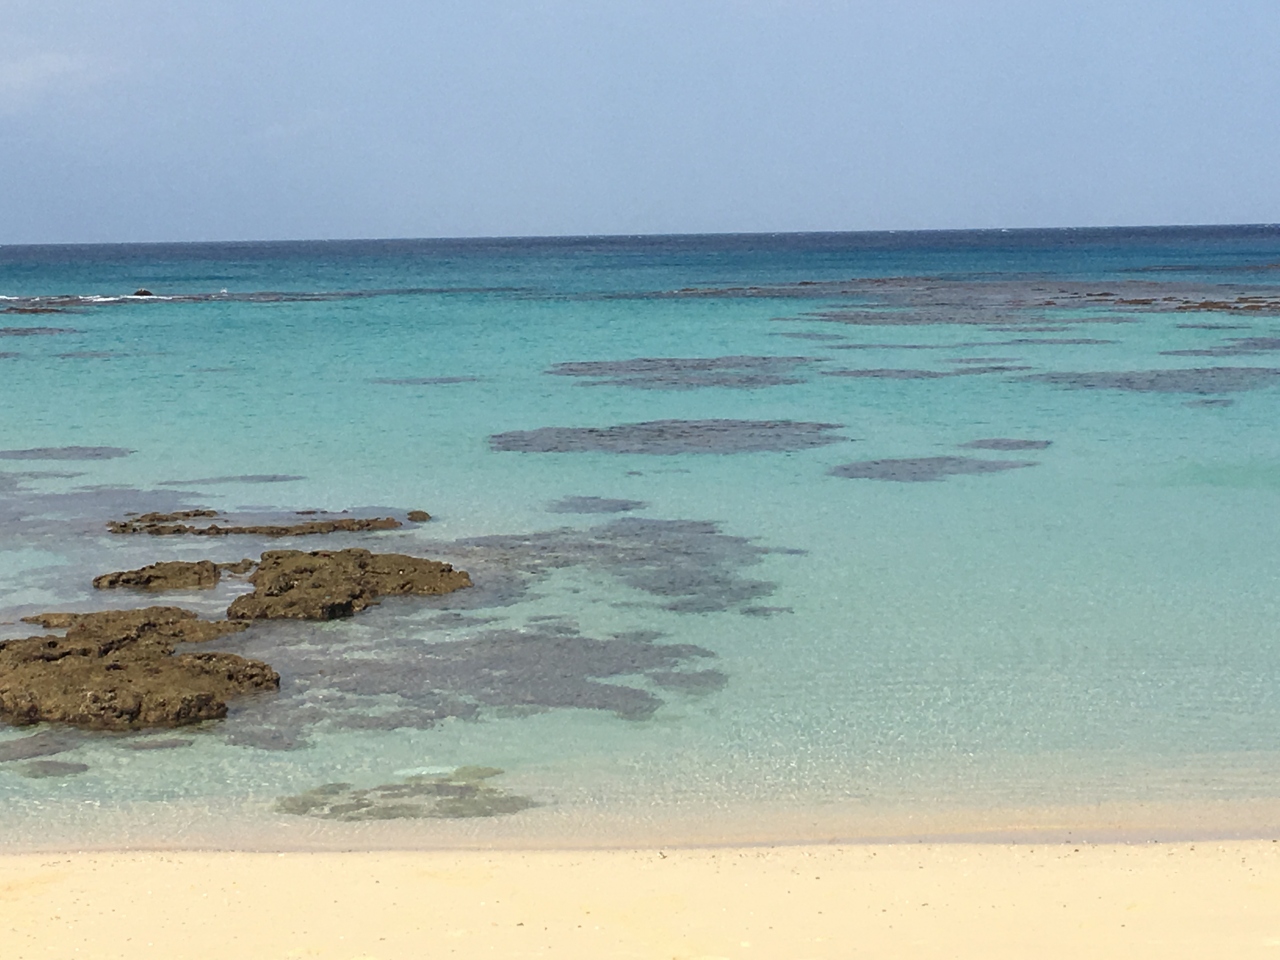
[92,558,256,591]
[94,559,218,590]
[227,548,472,621]
[107,510,402,537]
[0,607,274,730]
[21,607,249,643]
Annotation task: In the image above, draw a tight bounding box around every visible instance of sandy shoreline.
[3,841,1278,959]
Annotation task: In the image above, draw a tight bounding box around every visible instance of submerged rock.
[829,456,1038,482]
[227,548,472,621]
[490,419,848,455]
[958,438,1053,451]
[275,767,536,821]
[407,510,432,522]
[107,510,403,537]
[0,607,274,730]
[0,730,79,762]
[18,760,89,778]
[0,446,133,461]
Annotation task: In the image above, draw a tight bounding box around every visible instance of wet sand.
[3,840,1279,959]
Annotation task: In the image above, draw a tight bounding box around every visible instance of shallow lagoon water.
[3,228,1280,847]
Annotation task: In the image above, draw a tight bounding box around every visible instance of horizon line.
[4,221,1280,250]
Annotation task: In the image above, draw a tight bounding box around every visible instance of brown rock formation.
[91,558,257,591]
[228,548,472,621]
[93,559,220,590]
[407,510,431,522]
[107,510,402,537]
[0,607,273,729]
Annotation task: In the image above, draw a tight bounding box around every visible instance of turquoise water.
[3,228,1280,847]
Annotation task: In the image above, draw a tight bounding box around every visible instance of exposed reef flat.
[830,456,1038,482]
[490,419,847,454]
[227,548,472,621]
[107,510,405,536]
[0,607,273,729]
[275,767,536,821]
[545,355,822,390]
[92,559,254,591]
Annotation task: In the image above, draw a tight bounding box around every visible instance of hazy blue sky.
[3,0,1278,243]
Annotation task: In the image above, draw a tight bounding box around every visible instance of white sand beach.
[3,840,1279,959]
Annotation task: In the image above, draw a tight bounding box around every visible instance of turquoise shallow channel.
[3,228,1280,849]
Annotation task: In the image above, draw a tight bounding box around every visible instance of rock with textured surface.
[227,548,472,621]
[107,510,402,537]
[0,607,274,730]
[93,559,222,591]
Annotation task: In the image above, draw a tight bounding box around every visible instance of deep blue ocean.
[3,227,1280,848]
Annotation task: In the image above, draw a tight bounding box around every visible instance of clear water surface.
[2,227,1280,848]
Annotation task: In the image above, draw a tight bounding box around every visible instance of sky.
[2,0,1279,243]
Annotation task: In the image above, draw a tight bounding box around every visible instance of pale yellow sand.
[3,842,1280,959]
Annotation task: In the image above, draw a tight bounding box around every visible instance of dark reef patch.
[547,496,648,514]
[0,730,79,762]
[830,456,1038,482]
[771,331,847,341]
[822,364,1029,380]
[823,342,943,350]
[546,356,821,390]
[218,618,726,748]
[158,475,306,486]
[1185,398,1235,407]
[490,419,847,455]
[0,446,133,461]
[17,760,89,778]
[1175,323,1252,330]
[1161,337,1280,357]
[996,338,1118,346]
[276,768,535,821]
[959,438,1053,451]
[440,517,783,614]
[823,368,950,380]
[1022,367,1280,394]
[0,326,77,335]
[0,352,18,359]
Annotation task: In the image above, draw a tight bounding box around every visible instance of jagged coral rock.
[228,548,472,621]
[107,510,402,537]
[0,607,273,729]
